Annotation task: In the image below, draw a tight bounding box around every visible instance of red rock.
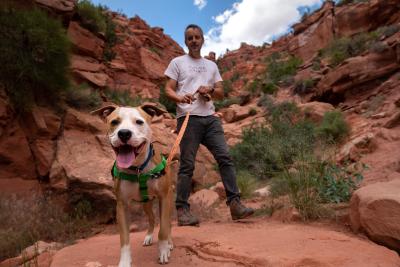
[350,179,400,251]
[189,189,220,208]
[67,22,104,59]
[49,219,400,267]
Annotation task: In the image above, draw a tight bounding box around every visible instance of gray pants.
[175,115,240,209]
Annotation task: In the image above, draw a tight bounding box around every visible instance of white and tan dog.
[92,103,174,266]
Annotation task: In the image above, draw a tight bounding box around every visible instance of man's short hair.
[184,24,204,38]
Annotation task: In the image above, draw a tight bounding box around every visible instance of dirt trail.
[50,218,400,267]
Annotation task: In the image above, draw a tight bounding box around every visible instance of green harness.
[112,156,167,202]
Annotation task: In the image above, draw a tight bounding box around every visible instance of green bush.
[64,83,102,110]
[376,24,400,38]
[103,88,144,107]
[222,80,233,96]
[317,163,364,203]
[159,85,176,114]
[275,155,323,220]
[320,31,381,66]
[0,194,94,261]
[261,82,278,95]
[294,79,315,95]
[270,155,364,220]
[103,15,118,62]
[247,80,260,95]
[76,1,118,62]
[0,6,70,111]
[76,0,106,33]
[214,97,240,111]
[336,0,368,7]
[236,170,258,199]
[231,102,315,179]
[231,72,240,82]
[316,110,350,143]
[266,53,302,85]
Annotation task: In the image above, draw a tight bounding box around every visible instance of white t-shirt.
[164,54,223,118]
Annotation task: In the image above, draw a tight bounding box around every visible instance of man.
[205,51,216,62]
[164,24,254,226]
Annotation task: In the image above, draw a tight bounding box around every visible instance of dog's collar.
[111,154,167,202]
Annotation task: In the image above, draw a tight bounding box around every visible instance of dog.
[92,103,175,266]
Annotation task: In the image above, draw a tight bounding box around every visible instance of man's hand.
[197,86,213,102]
[179,94,196,104]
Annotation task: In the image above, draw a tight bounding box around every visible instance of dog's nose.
[118,129,132,143]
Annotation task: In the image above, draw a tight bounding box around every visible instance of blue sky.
[91,0,325,57]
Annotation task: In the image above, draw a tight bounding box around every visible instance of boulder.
[67,22,104,59]
[222,104,251,123]
[189,189,220,209]
[298,101,335,123]
[350,179,400,251]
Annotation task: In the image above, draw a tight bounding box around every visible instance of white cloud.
[202,0,323,58]
[194,0,207,10]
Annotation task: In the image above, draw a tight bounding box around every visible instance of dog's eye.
[110,119,120,126]
[136,119,144,125]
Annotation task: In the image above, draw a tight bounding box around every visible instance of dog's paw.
[158,240,170,264]
[118,259,131,267]
[118,245,132,267]
[143,234,153,246]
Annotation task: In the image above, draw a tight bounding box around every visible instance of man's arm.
[165,77,194,104]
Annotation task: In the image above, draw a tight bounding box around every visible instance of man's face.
[185,28,204,53]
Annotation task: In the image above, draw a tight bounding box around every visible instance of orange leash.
[166,112,190,166]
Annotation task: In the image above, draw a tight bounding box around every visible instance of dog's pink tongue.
[116,151,136,169]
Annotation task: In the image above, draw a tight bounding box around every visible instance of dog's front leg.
[142,200,155,246]
[116,181,132,267]
[158,189,173,264]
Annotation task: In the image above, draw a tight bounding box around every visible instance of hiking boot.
[177,207,200,226]
[229,198,254,220]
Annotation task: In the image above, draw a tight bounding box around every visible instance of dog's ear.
[140,102,167,117]
[91,105,118,120]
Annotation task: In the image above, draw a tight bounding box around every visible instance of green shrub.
[247,80,260,95]
[249,108,257,116]
[231,102,315,179]
[257,94,274,109]
[261,82,278,95]
[376,24,400,38]
[270,155,364,220]
[222,80,233,96]
[312,59,321,71]
[317,162,364,203]
[316,110,350,143]
[64,83,102,110]
[0,194,94,261]
[320,31,380,66]
[214,97,240,111]
[231,72,240,82]
[236,170,258,199]
[149,46,161,56]
[103,15,118,62]
[336,0,368,7]
[0,6,70,111]
[158,85,176,114]
[76,0,106,33]
[266,53,302,85]
[76,1,118,62]
[103,88,143,107]
[294,79,315,95]
[275,155,323,220]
